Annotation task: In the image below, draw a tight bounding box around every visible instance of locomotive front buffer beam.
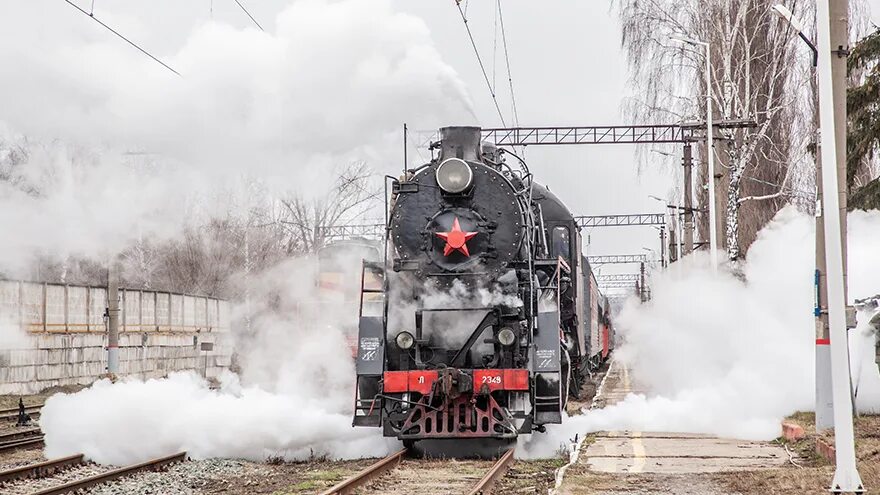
[351,311,566,437]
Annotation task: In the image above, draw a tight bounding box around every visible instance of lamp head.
[772,4,805,33]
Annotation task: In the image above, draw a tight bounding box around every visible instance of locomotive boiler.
[352,126,612,446]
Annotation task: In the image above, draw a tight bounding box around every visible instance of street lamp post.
[772,5,819,65]
[773,3,835,433]
[671,36,718,270]
[814,0,864,490]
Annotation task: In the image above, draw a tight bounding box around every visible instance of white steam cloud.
[41,253,399,465]
[41,371,394,465]
[0,0,473,273]
[519,207,880,458]
[28,0,474,466]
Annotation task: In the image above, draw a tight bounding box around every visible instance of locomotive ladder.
[357,260,386,319]
[353,260,387,426]
[531,256,571,423]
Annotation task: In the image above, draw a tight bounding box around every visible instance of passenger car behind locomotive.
[352,126,613,445]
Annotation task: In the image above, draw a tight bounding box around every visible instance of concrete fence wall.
[0,280,234,395]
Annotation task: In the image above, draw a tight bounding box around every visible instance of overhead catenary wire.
[496,0,520,127]
[454,0,507,127]
[492,0,498,94]
[232,0,264,31]
[62,0,181,77]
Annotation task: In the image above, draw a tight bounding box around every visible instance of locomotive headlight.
[395,331,415,350]
[497,327,516,346]
[436,158,473,193]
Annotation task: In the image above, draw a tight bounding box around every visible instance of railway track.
[319,447,515,495]
[0,452,186,495]
[0,429,44,453]
[0,403,43,422]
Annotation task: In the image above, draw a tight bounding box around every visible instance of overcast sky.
[6,0,877,281]
[393,1,672,277]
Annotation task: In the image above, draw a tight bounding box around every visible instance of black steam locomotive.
[352,126,613,445]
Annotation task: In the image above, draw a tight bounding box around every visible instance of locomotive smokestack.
[439,126,482,162]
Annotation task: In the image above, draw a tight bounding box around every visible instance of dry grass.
[714,413,880,495]
[496,458,566,494]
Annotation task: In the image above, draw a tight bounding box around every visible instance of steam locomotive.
[352,126,614,445]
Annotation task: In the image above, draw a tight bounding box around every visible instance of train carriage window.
[551,226,571,260]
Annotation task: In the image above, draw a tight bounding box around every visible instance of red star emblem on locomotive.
[435,217,478,257]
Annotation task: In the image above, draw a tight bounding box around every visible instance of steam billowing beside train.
[352,126,614,446]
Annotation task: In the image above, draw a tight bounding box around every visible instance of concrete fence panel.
[170,294,183,331]
[142,291,156,329]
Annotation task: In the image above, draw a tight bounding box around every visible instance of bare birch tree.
[620,0,812,260]
[279,161,380,253]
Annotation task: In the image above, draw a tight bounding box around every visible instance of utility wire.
[492,0,498,94]
[496,0,520,126]
[232,0,264,31]
[454,1,507,127]
[63,0,181,77]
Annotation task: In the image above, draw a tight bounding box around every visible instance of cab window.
[552,226,571,260]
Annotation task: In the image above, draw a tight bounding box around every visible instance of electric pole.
[816,0,863,491]
[814,33,834,433]
[107,261,120,375]
[659,225,667,268]
[683,143,695,255]
[639,262,646,302]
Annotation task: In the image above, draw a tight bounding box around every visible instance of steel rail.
[0,404,42,416]
[0,412,41,422]
[467,448,515,495]
[0,435,44,453]
[0,428,41,442]
[318,449,407,495]
[29,452,187,495]
[0,454,84,484]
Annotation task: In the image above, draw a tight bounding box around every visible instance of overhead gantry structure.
[574,214,664,228]
[317,223,385,242]
[575,213,672,265]
[417,120,757,258]
[586,254,656,302]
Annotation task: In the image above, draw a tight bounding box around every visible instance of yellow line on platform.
[631,431,646,473]
[620,361,646,473]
